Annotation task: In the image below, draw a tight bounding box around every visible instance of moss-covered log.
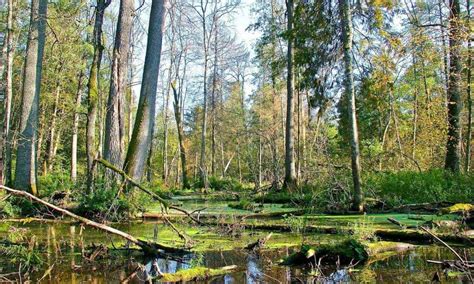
[282,240,415,266]
[158,265,238,282]
[200,220,473,245]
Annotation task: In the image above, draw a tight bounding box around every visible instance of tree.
[104,0,134,173]
[283,0,296,190]
[124,0,167,181]
[86,0,111,191]
[0,0,14,185]
[14,0,48,194]
[339,0,362,212]
[444,0,462,172]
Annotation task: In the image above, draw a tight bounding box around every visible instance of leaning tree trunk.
[104,0,134,175]
[86,0,110,191]
[14,0,47,195]
[284,0,297,190]
[124,0,167,181]
[339,0,363,212]
[444,0,462,172]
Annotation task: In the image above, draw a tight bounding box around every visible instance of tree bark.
[444,0,462,172]
[44,74,62,175]
[284,0,297,190]
[171,83,189,188]
[71,71,84,182]
[199,9,209,188]
[86,0,110,191]
[339,0,363,212]
[14,0,47,195]
[0,0,14,185]
[465,0,472,172]
[124,0,167,181]
[104,0,134,173]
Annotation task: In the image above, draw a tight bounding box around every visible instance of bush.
[228,199,257,211]
[38,171,76,198]
[364,169,474,207]
[76,189,130,221]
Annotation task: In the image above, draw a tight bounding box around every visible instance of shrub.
[76,189,130,221]
[38,171,76,198]
[364,169,474,206]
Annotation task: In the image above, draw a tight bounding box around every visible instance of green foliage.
[76,188,130,221]
[352,215,378,242]
[228,199,256,211]
[282,215,308,233]
[364,170,474,207]
[38,171,76,198]
[0,227,42,271]
[193,176,248,192]
[188,252,204,268]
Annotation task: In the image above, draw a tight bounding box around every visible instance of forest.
[0,0,472,282]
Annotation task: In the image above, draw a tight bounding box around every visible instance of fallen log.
[0,185,187,256]
[158,265,238,282]
[200,220,473,245]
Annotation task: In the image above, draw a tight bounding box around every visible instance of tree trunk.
[104,0,134,173]
[172,83,189,188]
[124,0,167,181]
[199,16,209,188]
[14,0,47,195]
[284,0,296,190]
[465,0,472,172]
[444,0,462,172]
[339,0,362,212]
[86,0,110,191]
[71,71,84,182]
[0,0,14,185]
[210,26,218,177]
[44,76,62,175]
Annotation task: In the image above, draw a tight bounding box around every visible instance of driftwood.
[0,185,186,256]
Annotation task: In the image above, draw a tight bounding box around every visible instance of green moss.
[440,203,474,214]
[160,266,237,282]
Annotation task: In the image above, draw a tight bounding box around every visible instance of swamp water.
[0,220,471,283]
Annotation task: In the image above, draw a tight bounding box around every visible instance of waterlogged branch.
[0,185,184,255]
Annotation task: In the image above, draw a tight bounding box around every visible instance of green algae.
[159,265,237,282]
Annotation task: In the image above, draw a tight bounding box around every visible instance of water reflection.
[0,222,471,283]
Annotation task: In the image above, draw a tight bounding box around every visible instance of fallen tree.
[0,185,187,256]
[96,159,203,225]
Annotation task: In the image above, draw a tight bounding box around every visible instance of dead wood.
[245,233,273,251]
[0,185,187,256]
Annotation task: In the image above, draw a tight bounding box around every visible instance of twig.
[420,227,466,265]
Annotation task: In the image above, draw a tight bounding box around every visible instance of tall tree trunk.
[284,0,296,190]
[44,80,61,175]
[171,83,189,188]
[412,56,419,161]
[339,0,362,212]
[14,0,47,194]
[71,71,84,182]
[465,0,472,172]
[104,0,134,173]
[124,0,167,181]
[86,0,110,191]
[199,15,209,188]
[0,0,14,185]
[445,0,462,172]
[210,26,218,177]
